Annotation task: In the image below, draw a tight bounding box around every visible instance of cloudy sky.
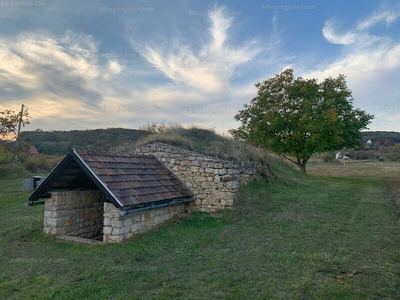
[1,0,399,134]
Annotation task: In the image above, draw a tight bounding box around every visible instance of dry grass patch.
[113,126,275,164]
[307,160,400,179]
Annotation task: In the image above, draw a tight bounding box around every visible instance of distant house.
[336,152,349,160]
[29,145,39,157]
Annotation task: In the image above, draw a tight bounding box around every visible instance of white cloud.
[108,60,123,74]
[126,5,261,94]
[357,11,399,30]
[0,30,133,130]
[305,12,400,131]
[322,20,357,45]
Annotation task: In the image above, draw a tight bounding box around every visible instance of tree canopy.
[0,108,30,140]
[230,69,374,173]
[0,107,30,163]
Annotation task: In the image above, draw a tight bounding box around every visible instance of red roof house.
[29,145,39,156]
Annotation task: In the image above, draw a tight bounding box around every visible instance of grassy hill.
[113,126,276,163]
[1,128,400,298]
[1,151,400,298]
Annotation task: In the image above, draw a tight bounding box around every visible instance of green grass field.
[307,160,400,179]
[1,161,400,299]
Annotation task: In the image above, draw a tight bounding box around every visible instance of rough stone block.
[190,166,199,172]
[214,163,223,169]
[123,218,132,227]
[112,227,125,235]
[210,190,229,200]
[103,218,111,226]
[111,220,123,228]
[103,226,112,235]
[221,175,234,182]
[154,215,164,224]
[200,182,212,189]
[105,235,124,243]
[205,168,214,174]
[200,162,208,168]
[63,217,74,227]
[130,223,138,232]
[217,182,225,189]
[181,160,190,166]
[226,181,239,190]
[218,169,227,175]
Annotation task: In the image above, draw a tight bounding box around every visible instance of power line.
[27,106,91,130]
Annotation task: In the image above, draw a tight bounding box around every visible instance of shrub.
[322,153,335,162]
[0,163,30,178]
[23,155,61,173]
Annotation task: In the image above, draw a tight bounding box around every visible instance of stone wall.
[132,142,259,212]
[103,202,187,243]
[44,190,104,239]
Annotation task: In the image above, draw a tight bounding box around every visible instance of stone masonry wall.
[44,190,104,239]
[132,142,258,212]
[103,202,186,243]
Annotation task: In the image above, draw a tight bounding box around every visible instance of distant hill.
[20,128,150,155]
[361,131,400,147]
[19,128,400,157]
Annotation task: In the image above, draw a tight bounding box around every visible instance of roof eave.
[28,151,74,201]
[119,196,195,215]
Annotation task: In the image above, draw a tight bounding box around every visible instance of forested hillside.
[361,131,400,147]
[20,128,149,155]
[18,129,400,158]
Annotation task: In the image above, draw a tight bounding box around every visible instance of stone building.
[132,142,259,212]
[29,144,260,243]
[29,149,194,243]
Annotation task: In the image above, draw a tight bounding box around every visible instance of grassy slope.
[113,126,271,163]
[1,161,400,299]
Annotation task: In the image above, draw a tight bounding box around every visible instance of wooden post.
[13,104,24,164]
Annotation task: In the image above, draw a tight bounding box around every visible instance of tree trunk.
[297,157,309,173]
[281,154,309,173]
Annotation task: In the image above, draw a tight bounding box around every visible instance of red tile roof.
[29,145,39,156]
[29,149,194,209]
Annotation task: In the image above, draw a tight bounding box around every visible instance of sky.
[1,0,400,135]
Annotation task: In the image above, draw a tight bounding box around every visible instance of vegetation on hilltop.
[113,125,275,163]
[20,128,150,155]
[361,131,400,147]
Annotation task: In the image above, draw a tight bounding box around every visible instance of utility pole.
[14,104,24,164]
